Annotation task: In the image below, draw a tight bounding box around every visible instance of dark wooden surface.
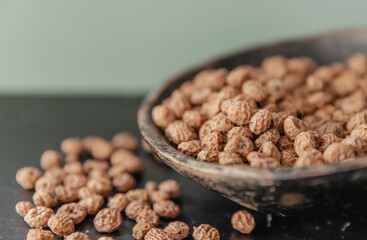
[0,96,366,240]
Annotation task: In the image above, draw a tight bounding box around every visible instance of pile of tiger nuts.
[16,132,253,239]
[152,53,367,167]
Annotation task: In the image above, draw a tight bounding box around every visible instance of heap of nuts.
[152,53,367,167]
[16,132,249,239]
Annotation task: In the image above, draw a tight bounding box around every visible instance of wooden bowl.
[138,27,367,216]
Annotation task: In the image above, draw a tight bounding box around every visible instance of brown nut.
[133,222,154,240]
[65,232,90,240]
[16,167,42,190]
[323,143,356,164]
[342,135,367,156]
[209,113,234,132]
[224,135,254,158]
[136,209,160,227]
[126,189,149,202]
[246,152,280,168]
[152,105,176,129]
[319,134,341,152]
[249,109,272,134]
[33,190,58,208]
[153,200,180,219]
[182,110,206,129]
[145,181,158,193]
[55,185,79,203]
[64,173,87,189]
[197,150,219,162]
[27,229,55,240]
[283,116,306,140]
[231,209,255,234]
[280,150,298,167]
[201,132,224,152]
[317,122,346,138]
[254,129,280,149]
[351,124,367,141]
[192,224,220,240]
[40,150,63,170]
[348,53,367,74]
[79,195,104,215]
[149,191,170,204]
[221,99,251,125]
[242,80,267,102]
[165,121,198,145]
[47,214,74,237]
[294,131,319,156]
[35,176,57,193]
[145,227,173,240]
[24,206,54,228]
[164,90,192,118]
[226,126,253,142]
[107,193,129,212]
[94,208,122,233]
[15,201,34,217]
[193,68,227,90]
[218,152,243,165]
[259,141,281,161]
[61,138,83,155]
[87,177,112,197]
[112,173,136,192]
[226,66,250,87]
[57,202,87,224]
[158,179,182,199]
[177,140,202,158]
[83,159,109,173]
[44,167,66,185]
[262,55,287,78]
[164,221,190,240]
[91,139,114,160]
[125,201,151,220]
[277,136,294,151]
[295,148,324,167]
[78,187,94,199]
[112,132,138,151]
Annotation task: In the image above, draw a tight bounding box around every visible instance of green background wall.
[1,0,366,95]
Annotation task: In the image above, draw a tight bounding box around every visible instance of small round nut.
[351,124,367,141]
[319,134,341,152]
[182,110,206,129]
[64,161,84,175]
[262,55,287,78]
[224,135,254,158]
[78,187,94,199]
[112,132,138,151]
[165,121,198,145]
[197,150,219,162]
[164,221,190,240]
[231,210,255,234]
[218,152,243,165]
[57,202,87,224]
[87,177,112,197]
[149,191,170,204]
[83,159,109,173]
[323,143,356,164]
[152,105,176,129]
[90,139,114,160]
[65,232,90,240]
[55,185,79,203]
[64,173,87,189]
[61,138,83,155]
[199,120,212,140]
[27,229,55,240]
[201,132,224,152]
[295,148,324,167]
[164,90,192,118]
[254,129,280,149]
[246,152,280,168]
[317,122,346,138]
[133,222,154,240]
[221,99,251,125]
[33,190,58,208]
[136,209,160,227]
[108,193,129,212]
[40,150,63,170]
[112,173,136,192]
[145,181,158,193]
[47,214,74,237]
[153,200,180,219]
[226,65,250,87]
[241,80,267,102]
[348,53,367,74]
[347,111,367,132]
[226,126,253,142]
[16,167,42,190]
[209,113,234,132]
[158,179,182,199]
[126,189,149,202]
[15,201,34,217]
[177,140,202,158]
[35,176,57,192]
[145,227,173,240]
[192,224,220,240]
[280,150,298,167]
[79,195,104,215]
[283,116,306,140]
[193,68,227,90]
[294,130,319,156]
[125,201,151,220]
[249,109,272,134]
[94,208,122,233]
[24,206,54,228]
[44,167,66,185]
[259,141,281,161]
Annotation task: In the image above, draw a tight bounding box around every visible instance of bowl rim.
[138,26,367,181]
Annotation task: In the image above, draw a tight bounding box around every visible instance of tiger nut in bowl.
[138,27,367,216]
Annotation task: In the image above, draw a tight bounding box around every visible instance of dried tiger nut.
[221,99,251,125]
[224,135,254,158]
[83,159,109,173]
[319,134,341,152]
[35,176,58,193]
[226,126,253,142]
[112,173,136,192]
[190,88,212,105]
[254,129,280,149]
[295,148,324,167]
[64,173,87,189]
[201,132,224,152]
[192,224,220,240]
[94,208,122,233]
[193,68,228,90]
[249,109,272,135]
[200,98,222,119]
[152,105,176,129]
[149,191,170,204]
[61,138,83,155]
[165,90,192,118]
[231,210,255,234]
[197,150,219,162]
[287,57,316,74]
[89,169,107,179]
[277,136,294,151]
[270,113,283,132]
[332,71,359,96]
[87,177,112,197]
[209,113,234,132]
[241,80,267,102]
[64,161,84,175]
[98,237,115,240]
[158,179,182,199]
[56,203,87,224]
[78,187,94,200]
[79,195,104,215]
[16,167,42,190]
[165,121,198,145]
[65,153,80,162]
[44,167,66,185]
[110,150,144,173]
[199,120,212,140]
[40,150,63,170]
[55,185,79,203]
[348,53,367,75]
[341,135,367,156]
[294,131,320,156]
[246,152,280,168]
[91,139,114,161]
[65,232,90,240]
[317,122,346,138]
[182,110,206,129]
[283,116,306,140]
[126,189,149,202]
[259,141,281,161]
[27,229,55,240]
[262,55,287,78]
[153,200,180,219]
[136,209,160,227]
[177,140,202,158]
[33,190,58,208]
[307,91,333,108]
[226,66,250,87]
[347,111,367,132]
[164,221,190,240]
[133,222,154,240]
[24,206,54,228]
[16,201,34,217]
[306,74,324,92]
[280,150,298,167]
[112,132,138,151]
[145,228,173,240]
[107,193,129,212]
[145,181,158,193]
[125,201,151,220]
[179,81,194,97]
[218,152,243,165]
[323,142,356,164]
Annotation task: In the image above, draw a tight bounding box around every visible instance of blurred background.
[1,0,366,96]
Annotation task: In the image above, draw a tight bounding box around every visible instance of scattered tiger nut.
[319,134,341,152]
[259,141,281,160]
[112,173,136,192]
[47,214,74,237]
[197,150,219,162]
[83,159,109,173]
[249,109,272,134]
[280,150,298,167]
[35,177,58,193]
[152,104,175,128]
[294,130,319,156]
[94,208,122,233]
[242,80,267,102]
[201,132,224,152]
[57,203,87,224]
[218,152,243,165]
[65,154,80,163]
[221,99,251,125]
[254,129,281,149]
[65,232,90,240]
[351,124,367,141]
[145,181,158,193]
[55,185,79,203]
[40,150,63,170]
[44,167,66,185]
[149,191,170,204]
[323,142,356,164]
[231,209,255,234]
[224,135,254,158]
[78,187,94,199]
[192,224,220,240]
[177,140,202,158]
[111,156,144,175]
[108,193,129,212]
[165,121,198,145]
[182,110,206,129]
[27,229,55,240]
[295,148,324,167]
[125,201,151,220]
[79,195,104,215]
[64,161,84,175]
[283,116,306,140]
[33,190,58,208]
[133,222,154,240]
[126,189,149,202]
[136,209,160,227]
[145,227,173,240]
[64,173,87,189]
[209,113,234,132]
[87,177,113,197]
[112,132,138,151]
[16,167,42,190]
[158,179,182,199]
[91,139,114,160]
[61,138,83,155]
[15,201,34,217]
[153,200,180,219]
[24,206,54,228]
[164,221,190,240]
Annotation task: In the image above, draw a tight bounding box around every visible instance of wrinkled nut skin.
[108,193,129,212]
[152,105,176,129]
[247,152,280,168]
[16,167,42,190]
[224,135,254,158]
[221,99,251,125]
[242,80,267,102]
[192,224,220,240]
[342,135,367,156]
[319,134,341,152]
[112,173,136,192]
[98,237,115,240]
[259,141,281,161]
[57,202,87,224]
[201,132,224,152]
[126,189,149,202]
[249,109,272,134]
[177,140,202,158]
[15,201,34,217]
[153,200,180,219]
[55,185,79,203]
[65,232,91,240]
[35,176,57,193]
[94,208,122,233]
[112,132,138,151]
[164,221,190,240]
[79,195,104,215]
[64,161,84,175]
[78,187,94,199]
[218,152,243,165]
[231,210,256,234]
[27,229,55,240]
[149,190,170,204]
[226,66,250,88]
[295,148,324,167]
[182,110,206,129]
[347,112,367,132]
[33,190,58,208]
[145,181,158,193]
[44,167,65,185]
[145,227,173,240]
[193,68,228,90]
[293,131,319,156]
[90,139,114,160]
[24,206,54,228]
[47,214,75,237]
[284,116,306,140]
[40,150,63,170]
[226,126,253,142]
[61,138,83,155]
[209,113,234,132]
[165,121,198,145]
[136,209,160,227]
[197,150,219,162]
[83,159,109,173]
[158,179,182,199]
[133,222,154,240]
[125,201,151,220]
[164,90,192,118]
[280,150,298,167]
[254,129,280,149]
[87,177,113,197]
[323,143,356,164]
[64,173,87,189]
[351,124,367,141]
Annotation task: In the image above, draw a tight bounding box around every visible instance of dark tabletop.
[0,96,366,240]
